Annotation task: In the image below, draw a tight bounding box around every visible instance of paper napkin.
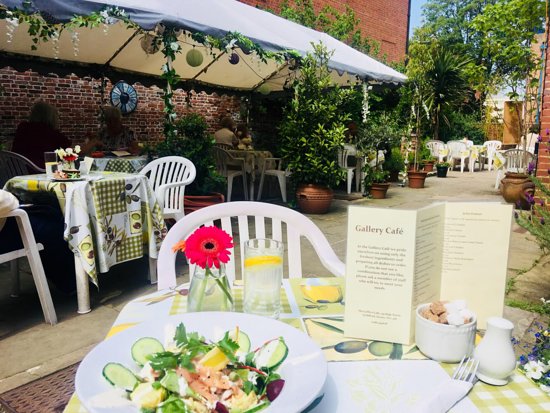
[410,380,473,413]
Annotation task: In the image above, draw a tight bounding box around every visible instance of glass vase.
[187,263,233,312]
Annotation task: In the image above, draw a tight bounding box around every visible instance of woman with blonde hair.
[12,101,70,165]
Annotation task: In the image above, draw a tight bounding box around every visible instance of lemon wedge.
[244,255,282,268]
[199,347,230,371]
[130,382,167,409]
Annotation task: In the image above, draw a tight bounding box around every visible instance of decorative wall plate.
[110,81,138,114]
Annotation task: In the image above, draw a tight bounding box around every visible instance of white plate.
[76,312,327,413]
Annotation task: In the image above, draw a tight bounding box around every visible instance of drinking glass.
[44,152,58,177]
[243,238,284,318]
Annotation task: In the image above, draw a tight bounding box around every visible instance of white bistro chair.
[0,208,57,324]
[257,157,288,203]
[446,140,470,173]
[156,201,345,289]
[338,146,356,194]
[494,149,535,189]
[140,156,196,222]
[425,140,446,162]
[482,140,502,171]
[212,147,248,202]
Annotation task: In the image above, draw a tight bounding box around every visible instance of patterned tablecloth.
[64,277,549,413]
[86,156,148,174]
[4,172,166,287]
[227,149,272,199]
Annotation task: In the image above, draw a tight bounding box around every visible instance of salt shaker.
[473,317,516,385]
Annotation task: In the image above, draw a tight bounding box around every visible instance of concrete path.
[0,167,548,393]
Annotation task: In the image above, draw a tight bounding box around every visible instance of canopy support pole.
[251,60,290,91]
[191,50,228,81]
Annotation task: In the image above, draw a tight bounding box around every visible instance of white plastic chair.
[0,208,57,325]
[140,156,196,221]
[257,157,288,203]
[482,140,502,171]
[446,140,470,173]
[156,201,345,289]
[338,147,356,194]
[425,140,446,161]
[494,149,535,189]
[212,147,248,202]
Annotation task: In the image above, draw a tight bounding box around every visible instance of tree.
[470,0,544,154]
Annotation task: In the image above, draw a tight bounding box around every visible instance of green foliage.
[363,167,389,189]
[155,113,224,195]
[355,111,404,155]
[515,175,550,256]
[383,147,405,174]
[418,141,434,162]
[279,43,350,188]
[439,111,485,144]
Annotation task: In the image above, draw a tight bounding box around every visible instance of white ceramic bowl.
[415,303,477,363]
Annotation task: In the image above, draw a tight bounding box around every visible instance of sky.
[409,0,427,38]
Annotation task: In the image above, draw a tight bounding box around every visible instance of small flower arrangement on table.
[54,145,81,177]
[172,225,234,312]
[518,319,550,394]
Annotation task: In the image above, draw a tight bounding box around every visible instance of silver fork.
[453,356,479,384]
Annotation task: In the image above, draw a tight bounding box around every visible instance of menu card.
[344,202,513,344]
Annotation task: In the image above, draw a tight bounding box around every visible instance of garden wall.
[538,25,550,187]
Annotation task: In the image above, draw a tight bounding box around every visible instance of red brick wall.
[538,25,550,188]
[239,0,409,62]
[0,68,242,148]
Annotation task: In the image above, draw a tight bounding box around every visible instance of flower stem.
[206,266,233,305]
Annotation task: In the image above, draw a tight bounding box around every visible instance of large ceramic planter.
[407,170,428,189]
[296,184,333,214]
[369,182,390,199]
[500,172,535,210]
[184,193,225,215]
[436,165,448,178]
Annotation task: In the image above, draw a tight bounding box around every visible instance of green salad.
[102,323,288,413]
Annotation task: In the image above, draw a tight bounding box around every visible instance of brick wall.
[239,0,409,62]
[538,26,550,188]
[0,68,242,148]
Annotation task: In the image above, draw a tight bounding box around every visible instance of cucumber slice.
[244,402,270,413]
[229,329,251,354]
[131,337,164,366]
[254,338,288,370]
[159,369,180,394]
[102,362,139,391]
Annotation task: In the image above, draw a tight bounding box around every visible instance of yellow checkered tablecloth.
[64,278,549,412]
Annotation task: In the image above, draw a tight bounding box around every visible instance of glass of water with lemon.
[243,238,284,318]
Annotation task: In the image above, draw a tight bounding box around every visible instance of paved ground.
[0,167,548,393]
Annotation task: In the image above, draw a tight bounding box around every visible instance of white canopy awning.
[0,0,406,92]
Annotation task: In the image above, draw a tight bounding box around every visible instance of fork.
[453,356,479,384]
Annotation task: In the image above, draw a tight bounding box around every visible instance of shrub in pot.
[154,113,225,213]
[383,147,405,182]
[436,162,449,178]
[280,43,350,214]
[364,167,390,199]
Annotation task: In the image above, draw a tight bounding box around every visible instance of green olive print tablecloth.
[4,173,166,286]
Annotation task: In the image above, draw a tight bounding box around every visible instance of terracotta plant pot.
[422,161,435,172]
[407,170,428,189]
[436,165,448,178]
[184,193,225,215]
[500,172,535,210]
[296,184,333,214]
[369,182,390,199]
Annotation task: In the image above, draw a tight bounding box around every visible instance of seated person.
[236,124,254,149]
[82,106,139,155]
[11,101,71,166]
[214,116,239,147]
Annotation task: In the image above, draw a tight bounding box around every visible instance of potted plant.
[383,147,405,182]
[364,167,390,199]
[155,113,225,213]
[406,133,428,188]
[419,141,436,172]
[435,162,450,178]
[279,43,350,214]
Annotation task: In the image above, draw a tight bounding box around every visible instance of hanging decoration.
[186,48,204,67]
[228,52,240,65]
[361,82,372,124]
[140,33,160,54]
[257,84,271,95]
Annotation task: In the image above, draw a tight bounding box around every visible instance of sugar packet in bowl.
[415,300,476,363]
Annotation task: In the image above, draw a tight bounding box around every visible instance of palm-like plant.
[424,49,470,140]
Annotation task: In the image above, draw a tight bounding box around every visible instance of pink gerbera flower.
[183,226,233,269]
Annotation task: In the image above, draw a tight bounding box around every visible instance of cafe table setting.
[226,149,273,199]
[85,154,149,174]
[63,272,549,413]
[3,171,166,314]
